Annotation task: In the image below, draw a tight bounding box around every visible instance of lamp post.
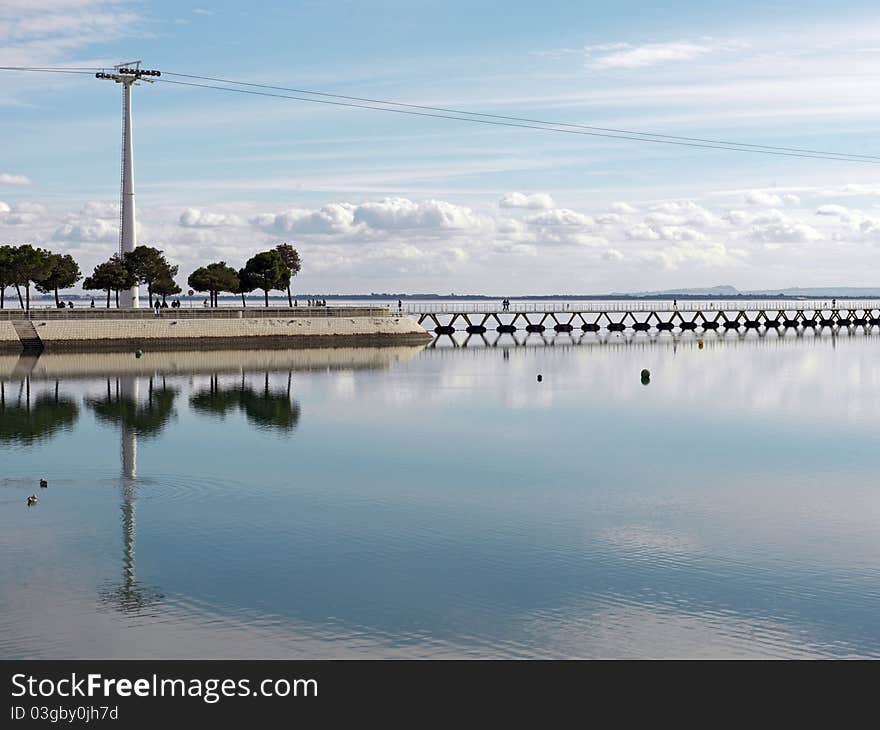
[96,62,161,308]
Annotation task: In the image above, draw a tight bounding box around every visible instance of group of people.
[154,299,182,314]
[56,301,75,309]
[501,298,512,311]
[303,299,327,307]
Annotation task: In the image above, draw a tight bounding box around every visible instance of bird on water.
[39,479,48,488]
[27,495,38,506]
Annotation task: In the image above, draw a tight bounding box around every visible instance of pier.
[405,300,880,334]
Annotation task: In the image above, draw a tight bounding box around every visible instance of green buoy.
[640,368,650,385]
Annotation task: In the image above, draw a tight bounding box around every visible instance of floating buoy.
[39,479,47,488]
[698,340,704,349]
[134,350,143,359]
[537,374,543,382]
[640,368,650,385]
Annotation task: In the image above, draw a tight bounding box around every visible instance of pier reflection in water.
[2,337,880,658]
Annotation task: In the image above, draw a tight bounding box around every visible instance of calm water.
[2,329,880,658]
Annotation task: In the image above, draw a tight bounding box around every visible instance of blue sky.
[2,0,880,294]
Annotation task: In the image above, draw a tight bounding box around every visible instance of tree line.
[0,243,301,309]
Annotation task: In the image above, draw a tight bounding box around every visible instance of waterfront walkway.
[404,300,880,334]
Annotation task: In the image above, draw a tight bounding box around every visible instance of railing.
[0,306,392,321]
[403,300,880,314]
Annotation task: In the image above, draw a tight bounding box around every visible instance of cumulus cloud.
[625,202,714,242]
[610,202,637,214]
[0,200,44,225]
[252,204,356,235]
[525,208,594,227]
[602,248,624,261]
[498,192,555,209]
[816,204,849,217]
[179,208,243,227]
[353,198,486,231]
[649,201,722,228]
[0,173,30,185]
[640,241,746,270]
[744,190,800,206]
[744,211,822,244]
[53,219,118,242]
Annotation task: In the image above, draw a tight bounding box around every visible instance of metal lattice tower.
[96,62,160,308]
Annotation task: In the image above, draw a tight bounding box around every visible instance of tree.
[235,268,255,307]
[0,245,14,309]
[187,262,238,307]
[83,255,134,308]
[123,245,178,308]
[34,252,82,307]
[275,243,302,307]
[152,275,181,305]
[9,244,51,311]
[240,250,290,307]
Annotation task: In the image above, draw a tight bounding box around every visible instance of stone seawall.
[0,322,19,351]
[3,314,431,352]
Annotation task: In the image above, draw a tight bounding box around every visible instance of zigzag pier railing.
[405,300,880,335]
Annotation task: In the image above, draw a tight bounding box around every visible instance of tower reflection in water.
[88,375,177,614]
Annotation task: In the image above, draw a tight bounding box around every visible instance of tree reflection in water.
[0,379,79,445]
[85,376,178,438]
[190,371,301,433]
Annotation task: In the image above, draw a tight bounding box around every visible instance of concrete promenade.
[0,306,431,352]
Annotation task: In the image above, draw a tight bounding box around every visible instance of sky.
[2,0,880,295]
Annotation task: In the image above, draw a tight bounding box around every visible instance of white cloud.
[252,204,356,235]
[0,173,30,185]
[590,41,714,70]
[498,192,555,209]
[353,197,486,231]
[745,212,822,244]
[610,202,637,214]
[0,200,45,225]
[602,248,624,261]
[53,219,118,242]
[179,208,243,228]
[744,190,800,207]
[640,241,746,270]
[816,204,849,216]
[525,208,594,227]
[0,0,142,67]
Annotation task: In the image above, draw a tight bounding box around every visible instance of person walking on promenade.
[155,300,161,317]
[398,299,402,311]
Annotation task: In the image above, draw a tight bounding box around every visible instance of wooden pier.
[405,300,880,334]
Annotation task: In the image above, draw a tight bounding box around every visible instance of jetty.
[0,306,430,353]
[406,300,880,334]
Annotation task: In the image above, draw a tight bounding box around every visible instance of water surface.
[2,329,879,658]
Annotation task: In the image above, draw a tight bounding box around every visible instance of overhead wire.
[161,70,880,162]
[156,77,880,164]
[1,65,878,163]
